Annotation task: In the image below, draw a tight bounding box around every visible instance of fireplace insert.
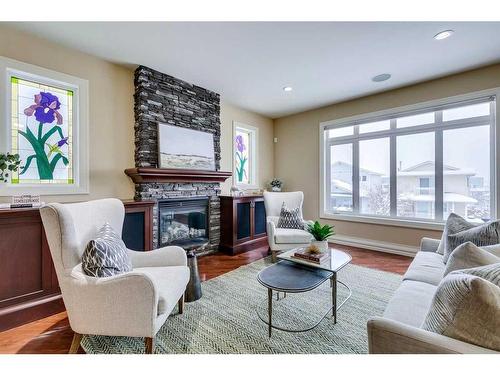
[158,197,209,249]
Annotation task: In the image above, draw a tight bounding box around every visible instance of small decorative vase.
[271,186,281,192]
[311,240,328,253]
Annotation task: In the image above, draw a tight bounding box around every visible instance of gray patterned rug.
[81,257,401,354]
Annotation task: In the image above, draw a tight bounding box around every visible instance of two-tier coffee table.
[257,248,352,337]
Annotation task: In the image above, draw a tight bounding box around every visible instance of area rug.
[80,257,401,354]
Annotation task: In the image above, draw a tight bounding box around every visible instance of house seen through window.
[322,97,495,224]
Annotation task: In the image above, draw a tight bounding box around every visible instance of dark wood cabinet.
[219,195,268,255]
[0,208,64,332]
[0,200,154,332]
[122,200,154,251]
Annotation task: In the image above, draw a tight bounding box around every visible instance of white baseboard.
[329,234,418,258]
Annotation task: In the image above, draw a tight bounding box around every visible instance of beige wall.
[220,100,274,194]
[0,25,135,203]
[0,25,274,203]
[274,63,500,248]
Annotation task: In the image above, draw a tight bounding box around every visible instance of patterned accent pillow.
[82,223,133,277]
[421,264,500,351]
[444,242,500,277]
[277,202,304,229]
[437,213,476,256]
[444,220,500,263]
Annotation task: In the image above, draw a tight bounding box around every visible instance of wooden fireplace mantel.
[125,167,232,184]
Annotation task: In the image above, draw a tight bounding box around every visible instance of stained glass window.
[10,77,73,185]
[234,123,258,187]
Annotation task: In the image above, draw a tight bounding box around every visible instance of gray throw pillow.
[445,221,500,263]
[422,264,500,351]
[461,262,500,285]
[482,243,500,257]
[277,202,304,230]
[444,242,500,277]
[82,223,133,277]
[437,213,476,256]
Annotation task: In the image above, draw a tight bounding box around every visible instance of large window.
[321,94,496,226]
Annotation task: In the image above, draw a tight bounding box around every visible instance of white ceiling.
[8,22,500,118]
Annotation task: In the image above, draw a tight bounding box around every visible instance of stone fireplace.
[129,66,230,254]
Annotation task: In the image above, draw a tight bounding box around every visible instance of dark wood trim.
[145,337,155,354]
[123,200,154,251]
[125,167,232,184]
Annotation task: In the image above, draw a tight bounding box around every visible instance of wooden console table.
[0,200,154,332]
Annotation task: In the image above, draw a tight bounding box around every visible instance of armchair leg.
[69,332,82,354]
[271,251,277,263]
[178,294,185,314]
[145,337,155,354]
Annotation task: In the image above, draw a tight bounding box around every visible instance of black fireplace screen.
[158,197,209,248]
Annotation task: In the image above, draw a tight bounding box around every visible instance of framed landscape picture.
[158,123,215,170]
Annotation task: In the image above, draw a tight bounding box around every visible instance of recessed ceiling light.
[283,86,293,92]
[434,30,454,40]
[372,73,391,83]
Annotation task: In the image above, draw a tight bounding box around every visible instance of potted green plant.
[0,153,21,183]
[306,221,335,252]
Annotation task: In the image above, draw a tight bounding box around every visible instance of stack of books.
[0,202,44,210]
[291,247,329,264]
[0,195,44,210]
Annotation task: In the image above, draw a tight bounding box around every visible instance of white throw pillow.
[444,242,500,277]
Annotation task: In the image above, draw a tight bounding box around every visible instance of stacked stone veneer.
[133,66,222,254]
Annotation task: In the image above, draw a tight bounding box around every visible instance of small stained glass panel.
[235,128,251,185]
[11,77,73,185]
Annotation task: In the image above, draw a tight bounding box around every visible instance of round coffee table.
[257,248,352,337]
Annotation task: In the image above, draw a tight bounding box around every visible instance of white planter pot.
[271,186,282,192]
[311,240,328,253]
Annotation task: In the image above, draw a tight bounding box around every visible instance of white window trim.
[233,121,258,189]
[0,56,89,196]
[319,88,499,230]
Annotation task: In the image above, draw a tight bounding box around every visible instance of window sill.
[320,211,444,231]
[235,183,260,190]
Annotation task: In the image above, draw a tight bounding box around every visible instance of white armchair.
[263,191,313,262]
[40,198,189,354]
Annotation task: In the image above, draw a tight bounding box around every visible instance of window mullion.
[490,100,497,219]
[390,119,397,216]
[352,140,360,214]
[325,140,332,214]
[435,111,444,221]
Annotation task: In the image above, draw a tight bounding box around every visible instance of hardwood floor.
[0,245,411,354]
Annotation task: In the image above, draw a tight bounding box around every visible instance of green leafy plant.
[0,153,22,183]
[307,221,335,241]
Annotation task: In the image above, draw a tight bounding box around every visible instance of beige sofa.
[367,237,499,354]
